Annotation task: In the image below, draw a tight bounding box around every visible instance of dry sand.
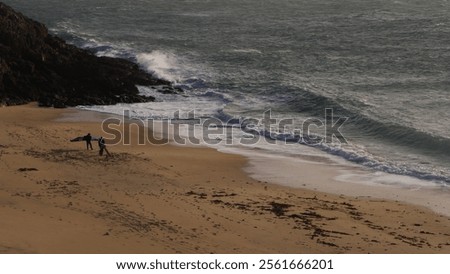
[0,104,449,253]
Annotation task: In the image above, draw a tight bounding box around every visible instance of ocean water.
[5,0,450,186]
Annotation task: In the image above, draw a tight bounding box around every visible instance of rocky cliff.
[0,2,174,107]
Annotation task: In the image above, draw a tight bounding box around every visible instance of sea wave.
[281,85,450,156]
[233,122,450,185]
[51,21,204,85]
[136,51,183,83]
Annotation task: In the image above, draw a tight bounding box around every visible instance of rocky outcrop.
[0,2,175,107]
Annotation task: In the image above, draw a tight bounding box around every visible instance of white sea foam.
[79,85,229,121]
[136,51,182,82]
[229,49,263,54]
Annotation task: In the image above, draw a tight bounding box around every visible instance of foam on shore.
[220,146,450,217]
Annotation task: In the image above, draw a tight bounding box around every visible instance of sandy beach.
[0,104,449,254]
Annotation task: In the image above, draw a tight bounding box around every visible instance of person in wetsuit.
[98,136,111,157]
[83,133,93,150]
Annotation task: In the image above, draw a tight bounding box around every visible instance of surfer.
[83,133,93,150]
[98,136,111,157]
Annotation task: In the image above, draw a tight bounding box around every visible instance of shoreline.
[1,104,450,253]
[225,147,450,218]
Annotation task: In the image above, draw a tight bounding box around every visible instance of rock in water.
[0,2,173,107]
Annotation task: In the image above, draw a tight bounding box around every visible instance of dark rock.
[156,85,184,95]
[0,3,174,107]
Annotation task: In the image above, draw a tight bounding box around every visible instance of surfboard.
[70,136,100,142]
